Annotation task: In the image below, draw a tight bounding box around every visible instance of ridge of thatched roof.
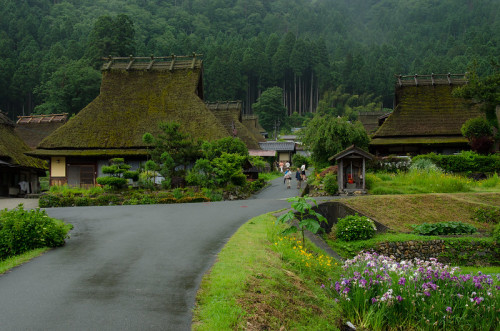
[372,83,482,139]
[37,62,228,153]
[101,55,203,71]
[206,101,262,149]
[0,112,47,169]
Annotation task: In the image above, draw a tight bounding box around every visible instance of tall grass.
[367,169,477,195]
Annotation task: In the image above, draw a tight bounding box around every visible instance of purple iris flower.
[398,277,406,286]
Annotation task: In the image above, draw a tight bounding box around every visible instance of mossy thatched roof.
[15,114,68,149]
[0,112,47,169]
[37,61,229,154]
[241,115,267,141]
[206,101,263,149]
[372,84,482,140]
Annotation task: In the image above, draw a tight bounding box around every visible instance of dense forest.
[1,0,499,121]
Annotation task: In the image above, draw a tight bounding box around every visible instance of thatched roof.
[0,112,46,169]
[242,114,267,139]
[34,56,229,157]
[206,101,263,149]
[371,78,482,146]
[15,114,68,149]
[358,111,390,134]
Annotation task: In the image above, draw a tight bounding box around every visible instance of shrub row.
[413,151,500,173]
[39,191,215,208]
[0,205,72,260]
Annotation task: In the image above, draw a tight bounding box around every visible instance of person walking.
[300,163,306,181]
[295,167,302,189]
[284,168,292,189]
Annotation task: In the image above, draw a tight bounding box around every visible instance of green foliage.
[461,117,494,139]
[472,207,500,224]
[276,197,327,248]
[201,137,248,160]
[2,1,500,120]
[252,86,287,135]
[143,122,201,184]
[493,223,500,243]
[0,205,72,260]
[413,152,500,173]
[96,177,127,189]
[409,158,440,172]
[411,222,477,236]
[323,173,338,195]
[84,14,136,67]
[461,116,495,154]
[301,114,370,166]
[335,214,376,241]
[292,154,311,169]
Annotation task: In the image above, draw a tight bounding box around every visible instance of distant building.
[15,113,68,149]
[205,101,264,149]
[0,112,46,196]
[370,74,483,156]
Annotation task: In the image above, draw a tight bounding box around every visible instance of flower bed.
[325,251,500,330]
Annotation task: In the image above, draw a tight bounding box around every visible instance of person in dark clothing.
[295,167,303,189]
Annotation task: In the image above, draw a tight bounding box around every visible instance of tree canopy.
[301,114,370,167]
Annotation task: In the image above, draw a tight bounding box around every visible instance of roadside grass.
[366,170,500,195]
[258,171,282,182]
[0,248,49,274]
[341,193,499,233]
[192,213,342,330]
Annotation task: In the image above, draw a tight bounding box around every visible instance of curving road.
[0,177,303,330]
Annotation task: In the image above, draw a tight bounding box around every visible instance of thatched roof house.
[30,55,232,187]
[15,113,68,149]
[370,74,483,155]
[206,101,264,149]
[0,112,46,196]
[358,111,391,134]
[242,114,267,139]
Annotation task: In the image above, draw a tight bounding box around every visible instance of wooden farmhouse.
[205,101,264,149]
[258,141,296,163]
[370,74,483,156]
[29,55,238,188]
[0,112,46,196]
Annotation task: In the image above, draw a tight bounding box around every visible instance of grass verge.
[0,248,50,274]
[342,193,499,233]
[192,213,342,330]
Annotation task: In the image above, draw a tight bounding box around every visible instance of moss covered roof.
[206,101,262,149]
[372,84,482,139]
[0,112,47,169]
[370,136,469,146]
[37,63,229,154]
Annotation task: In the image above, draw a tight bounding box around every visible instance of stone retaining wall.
[375,240,499,266]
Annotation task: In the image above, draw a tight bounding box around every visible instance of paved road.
[0,177,307,330]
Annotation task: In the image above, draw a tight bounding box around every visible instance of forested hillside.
[1,0,498,120]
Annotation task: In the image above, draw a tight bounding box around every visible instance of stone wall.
[375,240,499,266]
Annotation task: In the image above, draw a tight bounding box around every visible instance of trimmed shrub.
[74,196,91,206]
[39,194,62,208]
[96,176,127,189]
[230,173,247,186]
[336,214,376,241]
[0,205,72,259]
[323,173,338,195]
[412,221,477,236]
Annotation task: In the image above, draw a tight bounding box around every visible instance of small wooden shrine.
[329,145,374,194]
